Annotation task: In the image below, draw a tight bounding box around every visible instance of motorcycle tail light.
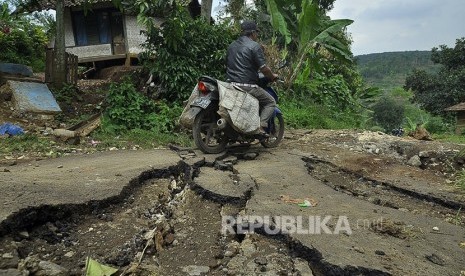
[198,81,210,95]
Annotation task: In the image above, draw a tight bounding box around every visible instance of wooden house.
[445,102,465,134]
[35,0,152,66]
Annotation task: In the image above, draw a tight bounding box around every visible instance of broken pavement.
[0,130,465,275]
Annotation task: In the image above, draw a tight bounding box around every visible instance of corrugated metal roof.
[445,102,465,111]
[16,0,112,12]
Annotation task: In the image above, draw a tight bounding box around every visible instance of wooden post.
[45,49,54,83]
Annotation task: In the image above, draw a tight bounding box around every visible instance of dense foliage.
[405,38,465,116]
[0,3,48,71]
[262,0,371,115]
[139,8,236,103]
[104,78,182,132]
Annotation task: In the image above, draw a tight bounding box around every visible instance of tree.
[372,96,405,132]
[405,37,465,115]
[0,2,48,70]
[54,0,66,89]
[200,0,212,22]
[264,0,352,82]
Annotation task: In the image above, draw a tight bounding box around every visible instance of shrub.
[140,12,236,103]
[0,25,47,71]
[280,97,363,130]
[103,79,182,133]
[371,96,405,132]
[424,116,450,134]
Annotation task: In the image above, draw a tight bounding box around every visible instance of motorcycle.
[180,73,285,154]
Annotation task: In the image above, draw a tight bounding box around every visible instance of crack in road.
[1,145,464,275]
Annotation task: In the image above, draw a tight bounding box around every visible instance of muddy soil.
[1,129,465,275]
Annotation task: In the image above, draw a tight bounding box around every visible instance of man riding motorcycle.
[226,20,279,136]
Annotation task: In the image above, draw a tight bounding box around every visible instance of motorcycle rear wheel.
[193,108,228,154]
[260,113,284,148]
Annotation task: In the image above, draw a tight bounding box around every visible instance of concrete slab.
[194,167,255,202]
[0,149,180,231]
[8,81,61,114]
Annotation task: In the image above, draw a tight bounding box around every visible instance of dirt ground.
[1,72,465,275]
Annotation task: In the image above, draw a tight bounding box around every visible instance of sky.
[211,0,465,56]
[327,0,465,55]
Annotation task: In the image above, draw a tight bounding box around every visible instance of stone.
[418,151,431,158]
[407,155,422,167]
[182,265,210,275]
[242,153,258,160]
[18,231,29,239]
[164,233,175,245]
[425,253,445,266]
[63,251,75,258]
[254,256,268,265]
[239,238,256,257]
[224,251,235,257]
[0,250,19,270]
[37,261,68,276]
[375,250,386,256]
[294,259,314,276]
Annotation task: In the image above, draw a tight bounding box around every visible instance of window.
[72,9,115,46]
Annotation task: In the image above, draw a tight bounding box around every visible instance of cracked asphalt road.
[1,129,465,275]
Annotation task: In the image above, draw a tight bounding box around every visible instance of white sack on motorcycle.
[179,85,200,129]
[217,81,260,134]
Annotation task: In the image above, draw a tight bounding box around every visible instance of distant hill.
[355,51,441,91]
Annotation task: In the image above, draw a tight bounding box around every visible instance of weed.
[0,134,52,154]
[280,98,362,130]
[434,134,465,144]
[445,207,464,226]
[453,170,465,191]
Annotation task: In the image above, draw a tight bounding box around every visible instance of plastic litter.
[280,195,318,207]
[0,123,24,136]
[85,257,118,276]
[298,200,313,207]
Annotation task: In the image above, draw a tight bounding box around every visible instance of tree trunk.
[201,0,213,23]
[54,0,67,89]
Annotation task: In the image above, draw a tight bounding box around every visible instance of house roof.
[14,0,112,13]
[445,102,465,111]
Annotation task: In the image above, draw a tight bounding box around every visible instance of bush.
[424,116,450,134]
[0,26,47,71]
[371,96,405,132]
[140,12,236,103]
[103,79,182,132]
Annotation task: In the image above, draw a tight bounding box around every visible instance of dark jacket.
[226,36,266,84]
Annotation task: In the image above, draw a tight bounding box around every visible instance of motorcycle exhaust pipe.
[217,118,227,129]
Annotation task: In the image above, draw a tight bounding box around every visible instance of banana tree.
[264,0,353,83]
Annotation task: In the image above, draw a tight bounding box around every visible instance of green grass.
[280,99,363,130]
[0,134,53,154]
[433,134,465,144]
[1,129,192,158]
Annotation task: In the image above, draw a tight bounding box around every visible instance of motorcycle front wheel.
[260,113,284,148]
[193,108,228,154]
